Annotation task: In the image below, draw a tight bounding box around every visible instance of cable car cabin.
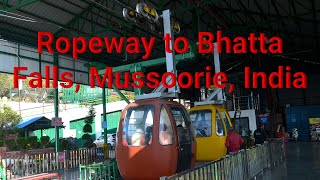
[189,105,232,161]
[116,98,196,180]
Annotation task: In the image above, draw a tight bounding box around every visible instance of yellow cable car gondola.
[189,104,233,161]
[188,41,234,161]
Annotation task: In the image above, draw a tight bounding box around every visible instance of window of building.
[123,105,154,146]
[189,110,212,137]
[216,111,225,136]
[159,106,174,145]
[231,117,250,136]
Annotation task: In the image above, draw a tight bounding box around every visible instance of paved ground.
[51,169,79,180]
[257,142,320,180]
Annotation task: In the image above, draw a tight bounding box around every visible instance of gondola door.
[169,106,194,173]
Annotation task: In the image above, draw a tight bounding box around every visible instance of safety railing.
[160,138,285,180]
[0,146,116,179]
[79,158,120,180]
[232,92,260,111]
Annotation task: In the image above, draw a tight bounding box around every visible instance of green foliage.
[27,136,38,149]
[0,105,21,130]
[82,134,92,141]
[82,105,96,148]
[12,75,55,103]
[0,140,4,147]
[40,136,50,147]
[16,137,27,150]
[84,141,95,149]
[60,139,70,150]
[0,74,13,98]
[83,124,92,133]
[5,139,18,151]
[85,105,96,124]
[243,130,254,148]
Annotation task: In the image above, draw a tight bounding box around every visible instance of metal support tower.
[194,43,226,106]
[136,9,180,100]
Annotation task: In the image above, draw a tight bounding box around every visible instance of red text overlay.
[38,31,282,60]
[13,66,307,93]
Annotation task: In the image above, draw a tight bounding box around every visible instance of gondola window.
[216,110,225,136]
[123,105,154,146]
[189,110,212,137]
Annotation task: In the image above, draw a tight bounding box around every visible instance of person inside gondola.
[159,123,172,145]
[131,128,145,146]
[144,125,153,145]
[197,121,209,137]
[123,131,129,146]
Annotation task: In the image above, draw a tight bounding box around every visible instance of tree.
[0,105,21,130]
[82,105,96,148]
[0,73,13,98]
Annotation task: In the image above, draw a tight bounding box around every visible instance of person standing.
[225,128,244,154]
[254,125,267,145]
[277,126,287,157]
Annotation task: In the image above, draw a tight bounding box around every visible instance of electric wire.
[0,10,36,20]
[0,14,37,22]
[0,11,81,36]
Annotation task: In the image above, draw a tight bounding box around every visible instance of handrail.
[161,138,285,180]
[0,146,116,179]
[232,92,260,111]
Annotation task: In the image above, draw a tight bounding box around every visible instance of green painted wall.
[34,128,63,140]
[102,111,121,134]
[70,117,96,148]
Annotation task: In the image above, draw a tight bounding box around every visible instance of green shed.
[102,111,122,134]
[34,128,63,140]
[70,117,96,148]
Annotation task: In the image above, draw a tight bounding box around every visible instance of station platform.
[16,142,319,180]
[257,142,320,180]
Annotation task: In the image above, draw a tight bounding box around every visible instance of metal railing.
[232,92,260,111]
[160,138,285,180]
[0,146,116,179]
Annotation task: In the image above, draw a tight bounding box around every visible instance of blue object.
[285,105,320,141]
[102,121,107,129]
[259,114,269,124]
[17,116,50,129]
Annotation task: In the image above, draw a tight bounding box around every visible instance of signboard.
[309,117,320,141]
[57,152,65,163]
[102,121,107,129]
[51,117,62,126]
[259,114,269,125]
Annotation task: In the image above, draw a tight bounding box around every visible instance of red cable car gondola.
[116,98,196,180]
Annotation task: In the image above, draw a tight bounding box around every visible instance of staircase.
[233,108,242,133]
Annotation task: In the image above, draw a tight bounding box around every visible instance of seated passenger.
[217,127,224,136]
[144,126,153,145]
[122,131,128,146]
[199,121,211,136]
[159,124,173,145]
[177,124,189,143]
[131,128,145,146]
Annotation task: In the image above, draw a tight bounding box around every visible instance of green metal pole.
[110,83,130,104]
[53,53,60,152]
[102,85,107,144]
[130,66,145,95]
